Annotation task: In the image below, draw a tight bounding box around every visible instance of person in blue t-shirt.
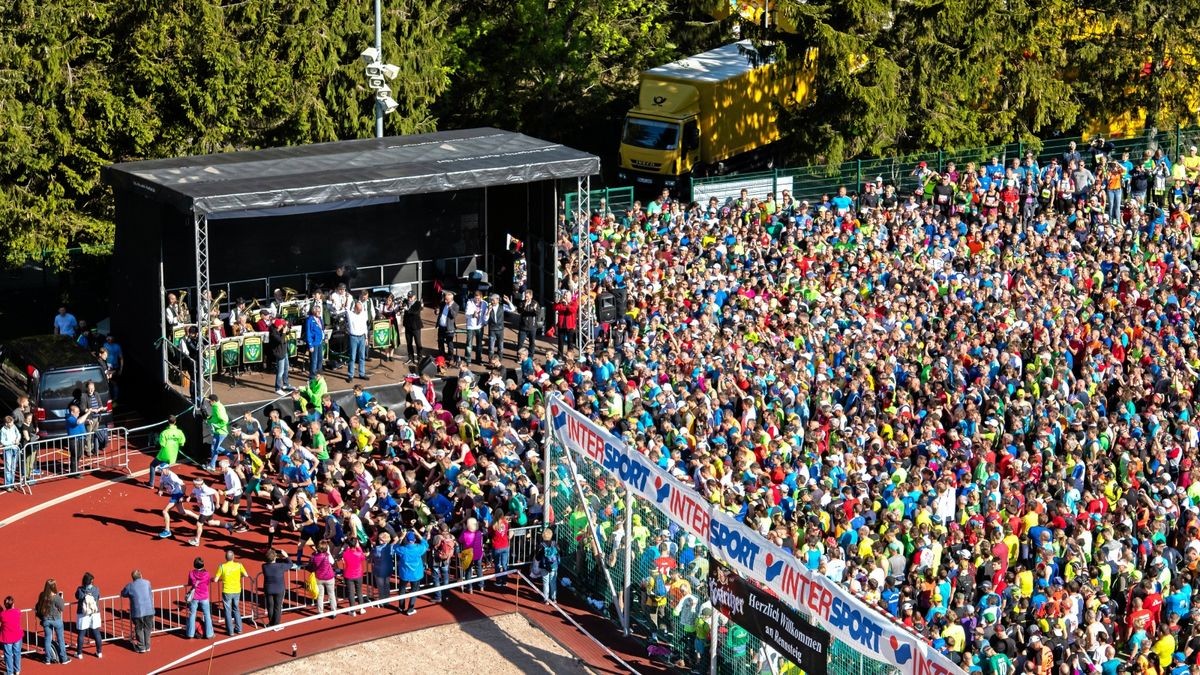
[831,186,855,214]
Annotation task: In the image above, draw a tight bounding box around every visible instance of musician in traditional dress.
[165,292,182,329]
[377,294,398,362]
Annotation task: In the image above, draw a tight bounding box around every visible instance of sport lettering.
[601,443,651,493]
[711,519,761,569]
[828,597,883,654]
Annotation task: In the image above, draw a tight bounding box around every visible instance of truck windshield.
[622,118,679,151]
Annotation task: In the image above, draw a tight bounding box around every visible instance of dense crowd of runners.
[9,139,1200,675]
[544,141,1200,674]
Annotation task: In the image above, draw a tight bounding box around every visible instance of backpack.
[541,543,559,569]
[509,493,528,527]
[436,535,456,561]
[81,591,98,616]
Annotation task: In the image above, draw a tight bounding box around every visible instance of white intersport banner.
[546,395,964,675]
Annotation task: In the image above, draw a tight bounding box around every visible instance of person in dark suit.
[401,291,424,363]
[436,291,459,359]
[516,288,540,357]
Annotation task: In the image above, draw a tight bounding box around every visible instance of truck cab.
[617,81,703,189]
[617,41,814,195]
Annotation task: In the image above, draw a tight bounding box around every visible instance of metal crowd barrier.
[8,427,131,494]
[149,569,518,675]
[11,524,546,663]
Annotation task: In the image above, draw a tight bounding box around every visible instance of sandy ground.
[255,613,592,675]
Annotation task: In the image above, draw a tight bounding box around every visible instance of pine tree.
[763,0,1079,164]
[0,0,452,269]
[435,0,678,157]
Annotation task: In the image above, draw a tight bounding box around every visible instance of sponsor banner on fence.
[712,500,962,675]
[709,557,830,675]
[547,395,964,675]
[692,174,796,209]
[547,396,712,544]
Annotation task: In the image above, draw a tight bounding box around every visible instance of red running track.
[0,450,670,674]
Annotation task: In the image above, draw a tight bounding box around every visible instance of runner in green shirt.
[151,415,186,490]
[206,394,229,470]
[308,420,328,463]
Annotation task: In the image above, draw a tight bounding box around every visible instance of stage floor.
[174,307,566,406]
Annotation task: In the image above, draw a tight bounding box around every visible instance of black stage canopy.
[102,127,597,415]
[102,127,600,215]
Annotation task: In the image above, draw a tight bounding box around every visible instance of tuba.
[246,297,264,323]
[282,287,298,302]
[209,289,227,318]
[176,290,192,324]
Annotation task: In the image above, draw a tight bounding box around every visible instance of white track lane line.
[0,468,150,528]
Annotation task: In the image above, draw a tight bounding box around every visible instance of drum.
[371,319,394,349]
[327,332,346,359]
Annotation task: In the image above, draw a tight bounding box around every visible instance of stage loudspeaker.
[440,376,461,410]
[596,292,618,322]
[613,286,628,316]
[419,356,438,378]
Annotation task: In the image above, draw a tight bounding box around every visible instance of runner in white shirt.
[402,378,433,416]
[185,477,223,547]
[158,468,188,539]
[219,460,248,532]
[268,426,294,473]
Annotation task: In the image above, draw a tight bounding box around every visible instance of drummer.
[329,283,352,324]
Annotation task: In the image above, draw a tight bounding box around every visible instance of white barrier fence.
[148,570,517,675]
[4,427,131,494]
[10,524,543,661]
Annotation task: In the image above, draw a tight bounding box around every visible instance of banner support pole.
[709,604,720,675]
[543,396,554,527]
[559,434,622,614]
[621,486,633,636]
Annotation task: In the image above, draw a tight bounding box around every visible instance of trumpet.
[177,290,192,324]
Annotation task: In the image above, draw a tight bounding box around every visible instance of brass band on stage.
[164,283,409,384]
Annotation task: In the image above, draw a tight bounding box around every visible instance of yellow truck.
[617,41,815,192]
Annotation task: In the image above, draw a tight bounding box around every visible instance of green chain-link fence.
[564,186,636,219]
[692,125,1200,205]
[547,437,900,675]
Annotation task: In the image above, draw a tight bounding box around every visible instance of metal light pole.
[374,0,384,138]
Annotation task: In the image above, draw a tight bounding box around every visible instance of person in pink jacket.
[185,557,213,639]
[458,517,486,593]
[1,596,22,675]
[340,539,367,614]
[308,540,338,616]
